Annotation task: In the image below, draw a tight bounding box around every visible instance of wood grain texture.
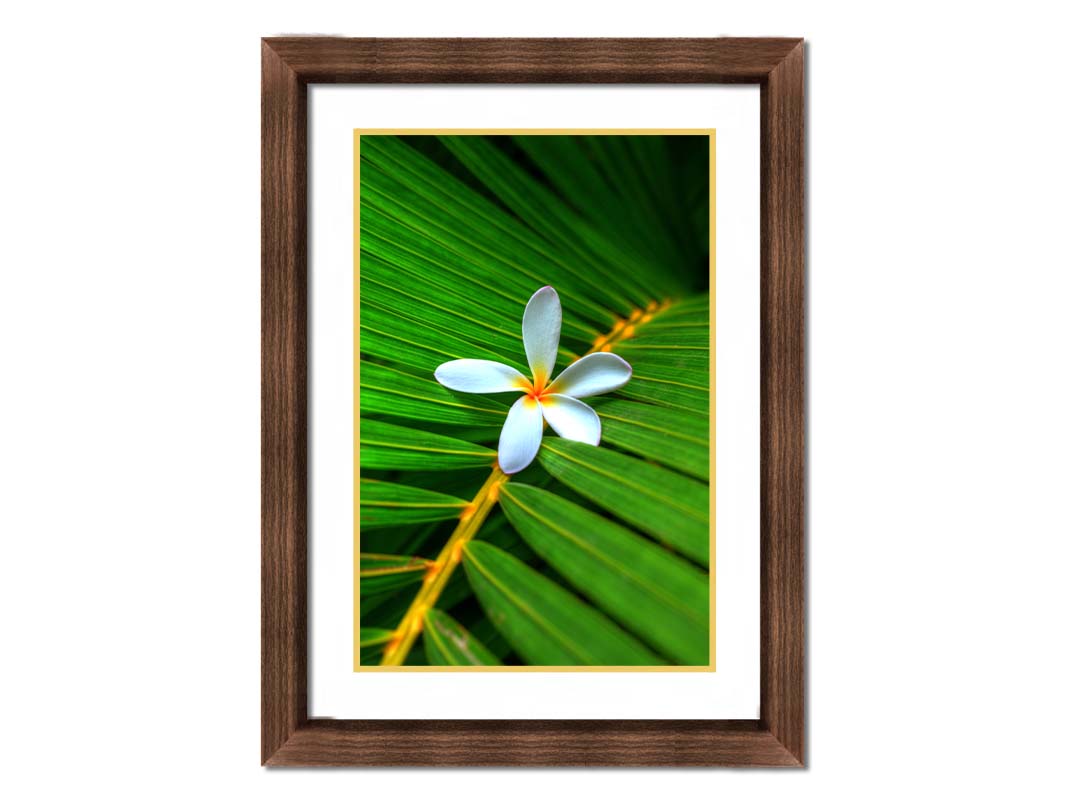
[264,37,800,83]
[760,40,806,765]
[261,40,308,763]
[261,37,805,767]
[269,721,793,767]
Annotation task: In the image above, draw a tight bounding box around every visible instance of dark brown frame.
[262,37,804,767]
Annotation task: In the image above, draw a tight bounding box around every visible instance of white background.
[1,1,1065,797]
[310,87,759,719]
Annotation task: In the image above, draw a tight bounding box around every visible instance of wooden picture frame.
[262,37,804,767]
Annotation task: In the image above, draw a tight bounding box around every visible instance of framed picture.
[262,37,804,766]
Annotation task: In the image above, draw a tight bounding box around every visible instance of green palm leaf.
[537,439,710,567]
[360,418,496,471]
[362,152,615,329]
[596,399,710,481]
[439,135,660,308]
[613,296,710,414]
[360,360,507,425]
[359,553,433,595]
[357,133,712,667]
[361,301,530,374]
[462,541,663,666]
[423,609,502,666]
[359,478,471,528]
[360,627,394,660]
[499,484,709,664]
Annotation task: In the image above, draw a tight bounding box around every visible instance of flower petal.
[540,394,601,446]
[434,359,531,394]
[546,352,632,398]
[497,395,544,474]
[521,286,561,389]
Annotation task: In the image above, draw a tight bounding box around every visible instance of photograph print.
[357,132,714,669]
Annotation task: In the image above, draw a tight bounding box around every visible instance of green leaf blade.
[617,377,709,415]
[423,609,502,666]
[462,541,663,666]
[361,262,533,362]
[359,478,470,528]
[360,360,508,426]
[537,439,710,567]
[359,553,433,595]
[359,627,393,663]
[361,154,616,330]
[360,302,529,374]
[595,400,710,481]
[359,419,498,472]
[437,135,649,313]
[499,484,710,664]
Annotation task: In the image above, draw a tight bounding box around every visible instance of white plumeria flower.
[434,286,632,474]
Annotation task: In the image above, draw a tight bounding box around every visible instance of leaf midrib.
[361,500,469,509]
[361,564,431,577]
[361,438,495,457]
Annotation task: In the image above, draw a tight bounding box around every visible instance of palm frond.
[358,133,712,667]
[423,609,501,667]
